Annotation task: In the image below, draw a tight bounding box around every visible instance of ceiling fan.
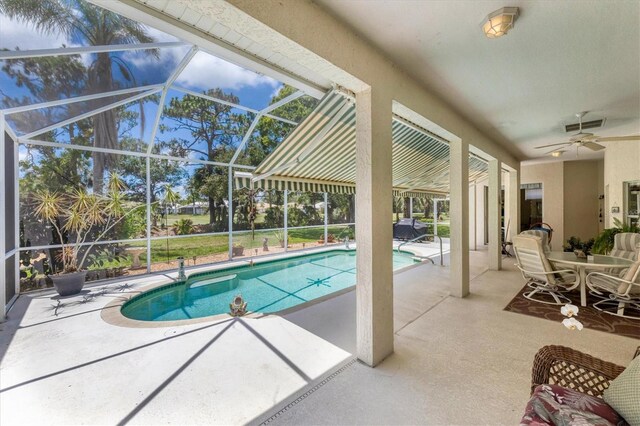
[535,112,640,156]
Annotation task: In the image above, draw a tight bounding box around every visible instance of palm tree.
[0,0,156,193]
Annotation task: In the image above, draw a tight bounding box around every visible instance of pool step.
[187,274,237,289]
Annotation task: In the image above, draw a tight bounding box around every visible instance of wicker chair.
[530,345,629,397]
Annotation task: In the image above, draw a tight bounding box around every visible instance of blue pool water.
[121,250,419,322]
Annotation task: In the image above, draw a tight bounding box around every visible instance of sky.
[1,1,316,203]
[0,4,286,131]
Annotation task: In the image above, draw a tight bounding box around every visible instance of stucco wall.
[521,162,565,247]
[563,160,602,241]
[604,140,640,227]
[522,160,605,246]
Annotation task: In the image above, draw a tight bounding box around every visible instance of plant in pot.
[32,173,143,296]
[592,218,640,254]
[232,244,245,257]
[563,236,595,259]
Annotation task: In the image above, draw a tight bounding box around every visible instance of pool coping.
[101,245,436,328]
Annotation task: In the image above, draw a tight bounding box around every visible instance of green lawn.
[129,224,355,263]
[120,219,449,266]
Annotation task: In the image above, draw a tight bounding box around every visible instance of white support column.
[355,87,393,367]
[14,134,20,296]
[433,199,438,236]
[469,181,477,251]
[450,140,470,298]
[488,159,502,270]
[228,167,234,259]
[283,189,289,252]
[508,170,521,241]
[324,192,328,246]
[145,158,152,273]
[1,114,6,319]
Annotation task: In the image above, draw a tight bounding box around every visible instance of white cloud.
[175,51,279,91]
[142,25,179,43]
[0,14,72,50]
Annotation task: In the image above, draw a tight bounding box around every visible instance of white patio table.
[547,252,634,307]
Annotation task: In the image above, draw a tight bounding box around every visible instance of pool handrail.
[396,234,444,266]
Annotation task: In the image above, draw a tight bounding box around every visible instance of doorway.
[520,183,543,232]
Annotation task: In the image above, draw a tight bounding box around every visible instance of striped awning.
[238,90,487,196]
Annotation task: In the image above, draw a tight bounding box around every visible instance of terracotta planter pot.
[232,246,244,256]
[50,270,87,296]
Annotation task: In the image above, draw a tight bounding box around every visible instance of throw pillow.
[603,355,640,425]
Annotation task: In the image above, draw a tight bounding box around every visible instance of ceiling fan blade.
[534,142,572,149]
[570,132,594,142]
[594,135,640,142]
[582,142,605,151]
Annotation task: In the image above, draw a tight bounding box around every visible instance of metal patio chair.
[586,260,640,319]
[513,234,579,305]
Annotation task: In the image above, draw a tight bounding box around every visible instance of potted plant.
[563,236,595,259]
[32,173,143,296]
[592,218,640,254]
[232,244,245,257]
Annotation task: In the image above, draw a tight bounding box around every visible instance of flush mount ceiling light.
[482,7,519,38]
[551,151,564,158]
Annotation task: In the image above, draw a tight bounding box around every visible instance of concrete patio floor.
[1,246,637,425]
[270,250,639,425]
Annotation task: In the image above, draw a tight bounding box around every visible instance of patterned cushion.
[603,356,640,425]
[521,384,626,426]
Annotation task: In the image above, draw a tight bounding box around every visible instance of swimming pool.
[121,249,420,322]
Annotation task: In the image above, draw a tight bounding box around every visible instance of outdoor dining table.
[547,251,634,307]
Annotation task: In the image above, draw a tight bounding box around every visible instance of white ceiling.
[315,0,640,162]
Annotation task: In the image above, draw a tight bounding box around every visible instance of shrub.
[172,218,194,235]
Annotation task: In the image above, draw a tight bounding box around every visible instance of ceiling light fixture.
[551,151,564,158]
[482,7,519,39]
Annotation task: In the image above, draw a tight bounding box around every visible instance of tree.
[403,197,411,219]
[0,0,157,193]
[245,85,318,166]
[160,89,250,227]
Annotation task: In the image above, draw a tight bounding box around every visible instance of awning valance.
[234,173,355,194]
[234,172,447,198]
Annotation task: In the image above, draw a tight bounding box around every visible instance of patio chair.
[586,260,640,319]
[519,229,551,253]
[609,232,640,261]
[513,234,579,305]
[501,219,513,257]
[522,345,640,425]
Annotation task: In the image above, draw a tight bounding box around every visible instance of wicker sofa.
[521,345,639,425]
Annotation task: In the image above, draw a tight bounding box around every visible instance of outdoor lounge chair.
[513,234,579,305]
[586,259,640,319]
[518,229,552,253]
[609,232,640,261]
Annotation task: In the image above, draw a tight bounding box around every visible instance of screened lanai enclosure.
[0,0,489,306]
